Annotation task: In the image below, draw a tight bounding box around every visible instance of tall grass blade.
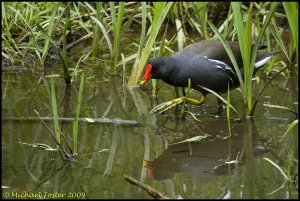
[226,83,232,137]
[73,73,85,155]
[173,4,186,50]
[115,4,140,73]
[283,2,298,62]
[37,24,71,85]
[194,2,208,39]
[208,21,244,97]
[127,2,174,86]
[269,22,290,63]
[127,2,147,78]
[91,16,113,57]
[207,20,244,93]
[62,3,70,68]
[110,2,125,73]
[137,2,147,59]
[262,157,289,181]
[4,4,43,65]
[280,119,298,141]
[248,2,279,115]
[50,77,60,146]
[263,104,298,116]
[199,85,240,118]
[92,2,103,57]
[181,78,191,115]
[231,2,252,113]
[41,2,58,65]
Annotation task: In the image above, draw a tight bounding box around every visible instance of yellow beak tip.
[139,80,147,86]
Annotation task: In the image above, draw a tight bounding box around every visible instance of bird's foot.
[150,97,184,115]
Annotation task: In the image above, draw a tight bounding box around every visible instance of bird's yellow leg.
[150,96,206,115]
[186,95,205,105]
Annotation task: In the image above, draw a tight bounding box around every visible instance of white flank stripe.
[208,58,228,66]
[254,56,272,68]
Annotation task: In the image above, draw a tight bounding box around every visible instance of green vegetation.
[50,77,61,145]
[73,72,85,155]
[2,2,297,116]
[2,2,298,198]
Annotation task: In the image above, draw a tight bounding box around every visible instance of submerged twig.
[66,32,92,50]
[124,175,171,199]
[33,109,75,162]
[2,116,139,126]
[57,129,73,155]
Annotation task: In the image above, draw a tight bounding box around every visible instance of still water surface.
[2,51,298,199]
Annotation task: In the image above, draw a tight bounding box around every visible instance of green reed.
[283,2,298,63]
[282,118,298,182]
[181,78,191,115]
[50,77,60,146]
[73,73,85,155]
[127,2,174,86]
[209,2,279,117]
[62,3,70,70]
[2,2,298,91]
[110,2,124,73]
[37,23,71,85]
[41,3,59,65]
[194,2,209,40]
[226,83,232,137]
[263,157,290,181]
[92,2,102,57]
[2,2,47,66]
[173,3,186,51]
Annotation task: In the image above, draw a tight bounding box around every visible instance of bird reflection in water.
[143,118,270,180]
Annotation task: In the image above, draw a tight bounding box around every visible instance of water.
[2,48,298,199]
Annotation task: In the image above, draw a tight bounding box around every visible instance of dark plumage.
[140,40,280,114]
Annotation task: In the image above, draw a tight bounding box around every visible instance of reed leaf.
[41,2,58,64]
[269,21,290,63]
[173,4,186,50]
[37,24,71,85]
[199,85,240,118]
[207,20,244,92]
[232,2,253,113]
[181,78,191,114]
[280,119,298,141]
[91,16,113,56]
[73,73,85,155]
[50,77,60,146]
[226,83,232,137]
[247,2,279,114]
[263,104,298,116]
[110,2,125,73]
[92,2,103,56]
[194,2,208,39]
[263,157,289,181]
[169,135,208,145]
[283,2,298,62]
[127,2,174,86]
[137,2,147,59]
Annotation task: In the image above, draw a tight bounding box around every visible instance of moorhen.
[139,40,280,114]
